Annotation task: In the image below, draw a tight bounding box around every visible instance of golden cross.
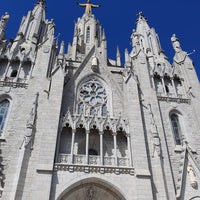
[77,0,101,14]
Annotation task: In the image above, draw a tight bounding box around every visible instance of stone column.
[161,77,167,95]
[181,79,187,97]
[29,62,35,79]
[113,132,118,166]
[16,61,23,80]
[151,76,156,90]
[70,129,76,164]
[127,133,133,167]
[3,60,10,80]
[85,130,89,164]
[171,78,177,97]
[99,131,104,165]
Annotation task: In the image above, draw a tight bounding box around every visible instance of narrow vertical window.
[170,114,182,145]
[86,26,90,43]
[0,100,9,133]
[10,69,18,78]
[101,105,107,116]
[78,102,84,114]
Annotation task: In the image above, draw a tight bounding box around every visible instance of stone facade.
[0,1,200,199]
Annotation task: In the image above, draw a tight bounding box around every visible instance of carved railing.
[118,157,129,167]
[89,155,100,165]
[56,154,133,175]
[104,156,115,166]
[0,77,28,88]
[74,155,85,165]
[59,154,70,164]
[156,92,191,104]
[58,154,129,167]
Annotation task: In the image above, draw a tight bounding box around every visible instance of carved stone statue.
[86,186,97,200]
[148,103,161,157]
[0,12,9,43]
[0,13,9,32]
[171,34,182,53]
[77,0,101,15]
[171,34,187,63]
[73,143,78,155]
[20,93,39,149]
[91,54,98,72]
[187,163,198,189]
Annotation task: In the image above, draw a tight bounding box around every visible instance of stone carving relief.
[187,163,198,189]
[91,54,98,72]
[86,186,97,200]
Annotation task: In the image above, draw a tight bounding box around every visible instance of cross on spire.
[77,0,101,15]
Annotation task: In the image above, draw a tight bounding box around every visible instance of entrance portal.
[59,178,126,200]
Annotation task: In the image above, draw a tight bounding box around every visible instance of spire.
[102,29,106,40]
[77,0,101,15]
[58,41,65,60]
[136,12,150,33]
[116,46,121,66]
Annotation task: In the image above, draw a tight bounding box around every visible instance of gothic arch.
[189,197,200,200]
[57,177,126,200]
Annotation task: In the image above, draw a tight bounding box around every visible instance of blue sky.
[1,0,200,80]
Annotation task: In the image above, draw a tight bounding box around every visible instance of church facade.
[0,0,200,199]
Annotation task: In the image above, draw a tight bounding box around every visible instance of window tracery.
[170,113,182,145]
[78,79,107,116]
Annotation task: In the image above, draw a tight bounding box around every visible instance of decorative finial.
[77,0,101,15]
[137,12,148,22]
[37,0,45,5]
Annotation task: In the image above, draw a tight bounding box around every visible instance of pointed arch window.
[170,113,182,145]
[86,26,90,43]
[0,100,9,133]
[102,104,107,116]
[10,69,18,78]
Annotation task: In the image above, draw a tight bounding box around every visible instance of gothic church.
[0,0,200,199]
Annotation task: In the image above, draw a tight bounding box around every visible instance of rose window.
[78,79,107,116]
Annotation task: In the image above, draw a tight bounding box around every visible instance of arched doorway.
[58,178,126,200]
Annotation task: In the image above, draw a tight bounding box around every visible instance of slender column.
[99,131,104,165]
[113,132,118,166]
[70,129,76,164]
[85,130,89,164]
[3,60,11,80]
[151,76,156,90]
[181,79,187,97]
[126,134,133,167]
[161,77,166,95]
[16,61,23,80]
[29,62,34,79]
[171,78,177,97]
